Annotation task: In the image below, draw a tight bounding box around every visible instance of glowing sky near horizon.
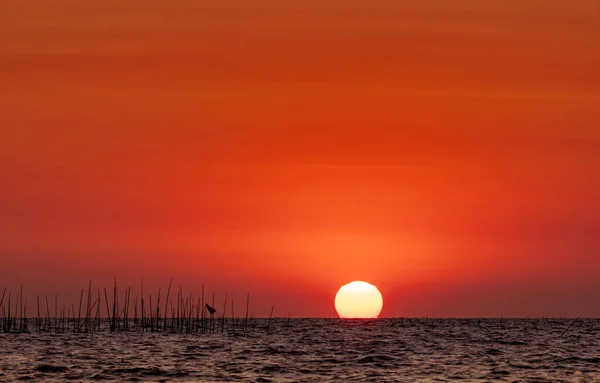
[1,0,599,317]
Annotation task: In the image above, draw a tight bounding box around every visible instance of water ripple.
[1,319,599,382]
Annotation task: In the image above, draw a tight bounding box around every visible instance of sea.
[1,319,599,382]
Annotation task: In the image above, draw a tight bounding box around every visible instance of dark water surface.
[1,319,600,382]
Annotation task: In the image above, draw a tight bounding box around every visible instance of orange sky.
[1,0,600,317]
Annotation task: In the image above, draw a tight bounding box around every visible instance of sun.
[334,281,383,319]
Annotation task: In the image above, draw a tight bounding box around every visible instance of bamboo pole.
[0,281,273,335]
[36,296,40,332]
[112,278,117,332]
[54,293,57,332]
[164,279,172,332]
[221,294,228,333]
[148,294,154,332]
[267,306,274,335]
[103,289,111,332]
[140,278,145,331]
[44,294,50,332]
[245,293,250,333]
[156,288,162,332]
[201,284,205,333]
[96,289,101,332]
[77,289,83,331]
[86,280,92,332]
[19,286,23,332]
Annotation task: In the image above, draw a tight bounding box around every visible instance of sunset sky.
[1,0,599,317]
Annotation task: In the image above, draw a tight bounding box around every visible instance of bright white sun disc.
[334,281,383,319]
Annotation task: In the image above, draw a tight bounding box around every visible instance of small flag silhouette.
[205,304,216,315]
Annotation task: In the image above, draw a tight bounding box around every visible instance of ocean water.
[1,319,599,382]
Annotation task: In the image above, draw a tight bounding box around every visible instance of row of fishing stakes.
[0,279,275,334]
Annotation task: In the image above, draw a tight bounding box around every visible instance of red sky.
[1,0,599,317]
